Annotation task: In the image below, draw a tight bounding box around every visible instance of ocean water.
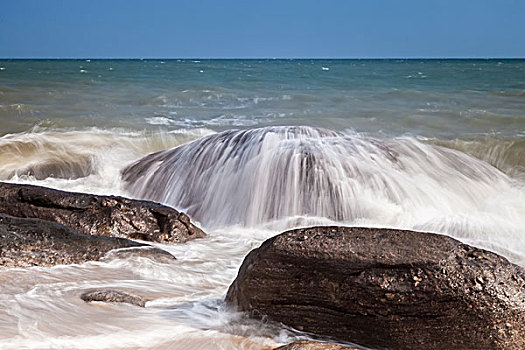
[0,59,524,349]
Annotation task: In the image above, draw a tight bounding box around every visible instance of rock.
[80,289,147,307]
[103,246,177,263]
[0,182,206,243]
[274,340,357,350]
[0,214,146,268]
[226,226,525,350]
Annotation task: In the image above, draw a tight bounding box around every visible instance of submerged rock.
[274,341,357,350]
[80,289,148,307]
[103,246,177,263]
[0,182,206,243]
[121,126,513,233]
[226,226,525,350]
[0,214,145,268]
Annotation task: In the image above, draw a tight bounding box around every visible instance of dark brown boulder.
[0,182,205,243]
[274,340,358,350]
[80,289,148,307]
[226,226,525,350]
[0,214,145,268]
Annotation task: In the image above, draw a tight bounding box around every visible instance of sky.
[1,0,524,59]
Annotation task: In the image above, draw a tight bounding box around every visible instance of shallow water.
[0,59,524,349]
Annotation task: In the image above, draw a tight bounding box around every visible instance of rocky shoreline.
[2,182,525,349]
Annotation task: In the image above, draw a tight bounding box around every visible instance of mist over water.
[0,59,524,349]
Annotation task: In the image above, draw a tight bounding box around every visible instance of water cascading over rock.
[122,126,525,260]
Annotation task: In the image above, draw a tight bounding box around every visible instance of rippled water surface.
[0,59,524,349]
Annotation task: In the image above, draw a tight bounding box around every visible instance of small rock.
[103,246,176,263]
[80,289,147,307]
[274,340,358,350]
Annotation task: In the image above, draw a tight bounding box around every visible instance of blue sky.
[1,0,524,58]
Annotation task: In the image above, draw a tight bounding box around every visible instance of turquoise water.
[2,59,524,179]
[0,59,524,350]
[1,59,524,136]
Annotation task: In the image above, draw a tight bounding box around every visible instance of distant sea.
[0,59,524,349]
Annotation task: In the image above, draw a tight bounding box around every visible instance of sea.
[0,59,524,349]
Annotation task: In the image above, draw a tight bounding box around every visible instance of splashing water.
[0,127,214,194]
[2,59,525,349]
[122,126,525,263]
[2,126,525,349]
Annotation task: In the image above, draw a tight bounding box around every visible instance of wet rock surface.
[103,246,177,263]
[0,214,145,268]
[226,226,525,350]
[0,182,206,243]
[273,340,358,350]
[80,289,148,307]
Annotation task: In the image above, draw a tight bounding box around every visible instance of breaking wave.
[0,127,214,194]
[122,126,525,263]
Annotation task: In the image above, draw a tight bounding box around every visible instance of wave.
[122,126,525,262]
[432,136,525,180]
[0,127,213,191]
[3,125,525,262]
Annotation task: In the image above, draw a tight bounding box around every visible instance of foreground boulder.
[0,182,205,243]
[226,226,525,350]
[274,340,357,350]
[0,214,145,267]
[81,289,148,307]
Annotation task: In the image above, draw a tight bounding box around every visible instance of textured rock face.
[273,340,357,350]
[226,226,525,350]
[0,182,205,243]
[0,214,145,268]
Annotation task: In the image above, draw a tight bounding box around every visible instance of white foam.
[0,127,214,196]
[123,126,525,263]
[145,116,174,126]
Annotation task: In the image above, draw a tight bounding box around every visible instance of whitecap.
[144,116,174,126]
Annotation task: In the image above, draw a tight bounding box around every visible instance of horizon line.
[1,56,524,60]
